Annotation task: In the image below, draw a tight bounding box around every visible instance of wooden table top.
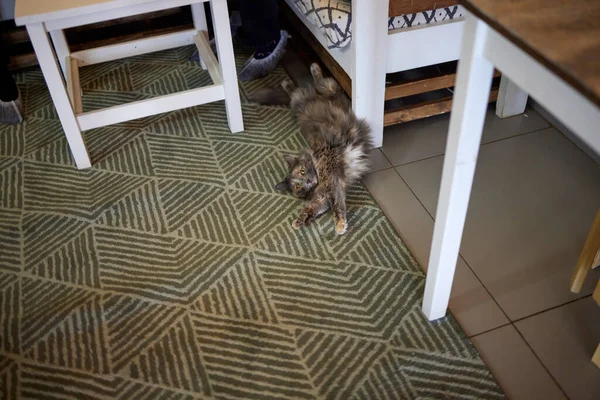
[14,0,167,25]
[460,0,600,108]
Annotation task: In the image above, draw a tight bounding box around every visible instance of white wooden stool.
[15,0,244,169]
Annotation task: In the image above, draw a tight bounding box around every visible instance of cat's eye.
[300,167,306,175]
[295,182,302,189]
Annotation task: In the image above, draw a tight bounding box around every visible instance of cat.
[253,63,372,234]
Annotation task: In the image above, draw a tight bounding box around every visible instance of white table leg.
[351,0,388,148]
[422,16,494,320]
[191,2,208,70]
[49,29,70,78]
[27,23,91,169]
[210,0,243,133]
[496,75,528,118]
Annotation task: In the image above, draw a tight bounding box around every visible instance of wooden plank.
[386,73,457,100]
[194,33,221,84]
[386,69,500,100]
[389,0,458,17]
[384,87,498,126]
[66,56,83,114]
[571,208,600,293]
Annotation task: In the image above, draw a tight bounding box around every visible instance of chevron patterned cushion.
[289,0,466,49]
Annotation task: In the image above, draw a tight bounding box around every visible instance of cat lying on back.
[252,64,372,234]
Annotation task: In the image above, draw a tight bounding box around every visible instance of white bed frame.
[284,0,528,148]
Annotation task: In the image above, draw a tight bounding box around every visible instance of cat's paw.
[292,219,303,230]
[335,219,347,235]
[281,78,295,94]
[310,63,322,79]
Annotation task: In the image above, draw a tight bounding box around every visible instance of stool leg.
[26,23,91,169]
[49,29,70,78]
[422,16,494,321]
[191,3,208,70]
[571,209,600,293]
[210,0,243,133]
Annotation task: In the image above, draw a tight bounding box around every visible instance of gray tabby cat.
[255,64,372,234]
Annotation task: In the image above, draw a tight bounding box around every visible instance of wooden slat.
[389,0,458,17]
[384,88,498,125]
[194,33,222,85]
[385,69,501,100]
[66,56,83,114]
[386,73,456,100]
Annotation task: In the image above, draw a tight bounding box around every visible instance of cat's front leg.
[292,195,328,230]
[331,190,348,235]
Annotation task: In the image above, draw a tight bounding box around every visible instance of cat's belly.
[343,145,369,183]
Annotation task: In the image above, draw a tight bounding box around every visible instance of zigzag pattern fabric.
[0,45,504,399]
[289,0,466,49]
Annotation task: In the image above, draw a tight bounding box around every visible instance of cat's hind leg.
[281,78,296,96]
[331,190,348,235]
[310,63,340,98]
[310,63,323,81]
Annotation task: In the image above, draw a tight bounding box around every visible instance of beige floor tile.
[367,148,392,173]
[397,128,600,320]
[470,325,567,400]
[382,106,549,166]
[515,297,600,400]
[362,169,509,336]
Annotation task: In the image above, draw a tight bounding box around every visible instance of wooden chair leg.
[571,209,600,293]
[593,343,600,368]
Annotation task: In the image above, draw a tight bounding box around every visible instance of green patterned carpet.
[0,45,504,399]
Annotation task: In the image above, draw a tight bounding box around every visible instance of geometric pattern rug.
[0,45,505,399]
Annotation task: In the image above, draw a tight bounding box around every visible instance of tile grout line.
[387,124,553,169]
[510,294,592,324]
[512,322,571,399]
[391,167,513,325]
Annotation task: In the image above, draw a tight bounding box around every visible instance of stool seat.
[15,0,244,169]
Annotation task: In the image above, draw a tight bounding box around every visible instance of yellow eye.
[300,167,306,175]
[295,182,302,189]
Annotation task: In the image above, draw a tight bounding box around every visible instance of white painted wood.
[77,84,225,130]
[485,29,600,155]
[49,29,70,77]
[496,75,528,118]
[71,29,196,66]
[422,15,494,321]
[386,19,465,73]
[26,22,91,169]
[66,56,83,114]
[194,33,221,84]
[210,0,243,133]
[17,0,208,28]
[191,1,208,69]
[351,0,389,148]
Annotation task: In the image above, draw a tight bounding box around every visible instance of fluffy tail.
[249,87,291,106]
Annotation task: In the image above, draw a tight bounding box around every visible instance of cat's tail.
[249,87,291,106]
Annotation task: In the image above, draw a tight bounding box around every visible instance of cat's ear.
[283,154,298,167]
[275,180,289,192]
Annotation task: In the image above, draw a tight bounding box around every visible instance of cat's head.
[275,152,318,198]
